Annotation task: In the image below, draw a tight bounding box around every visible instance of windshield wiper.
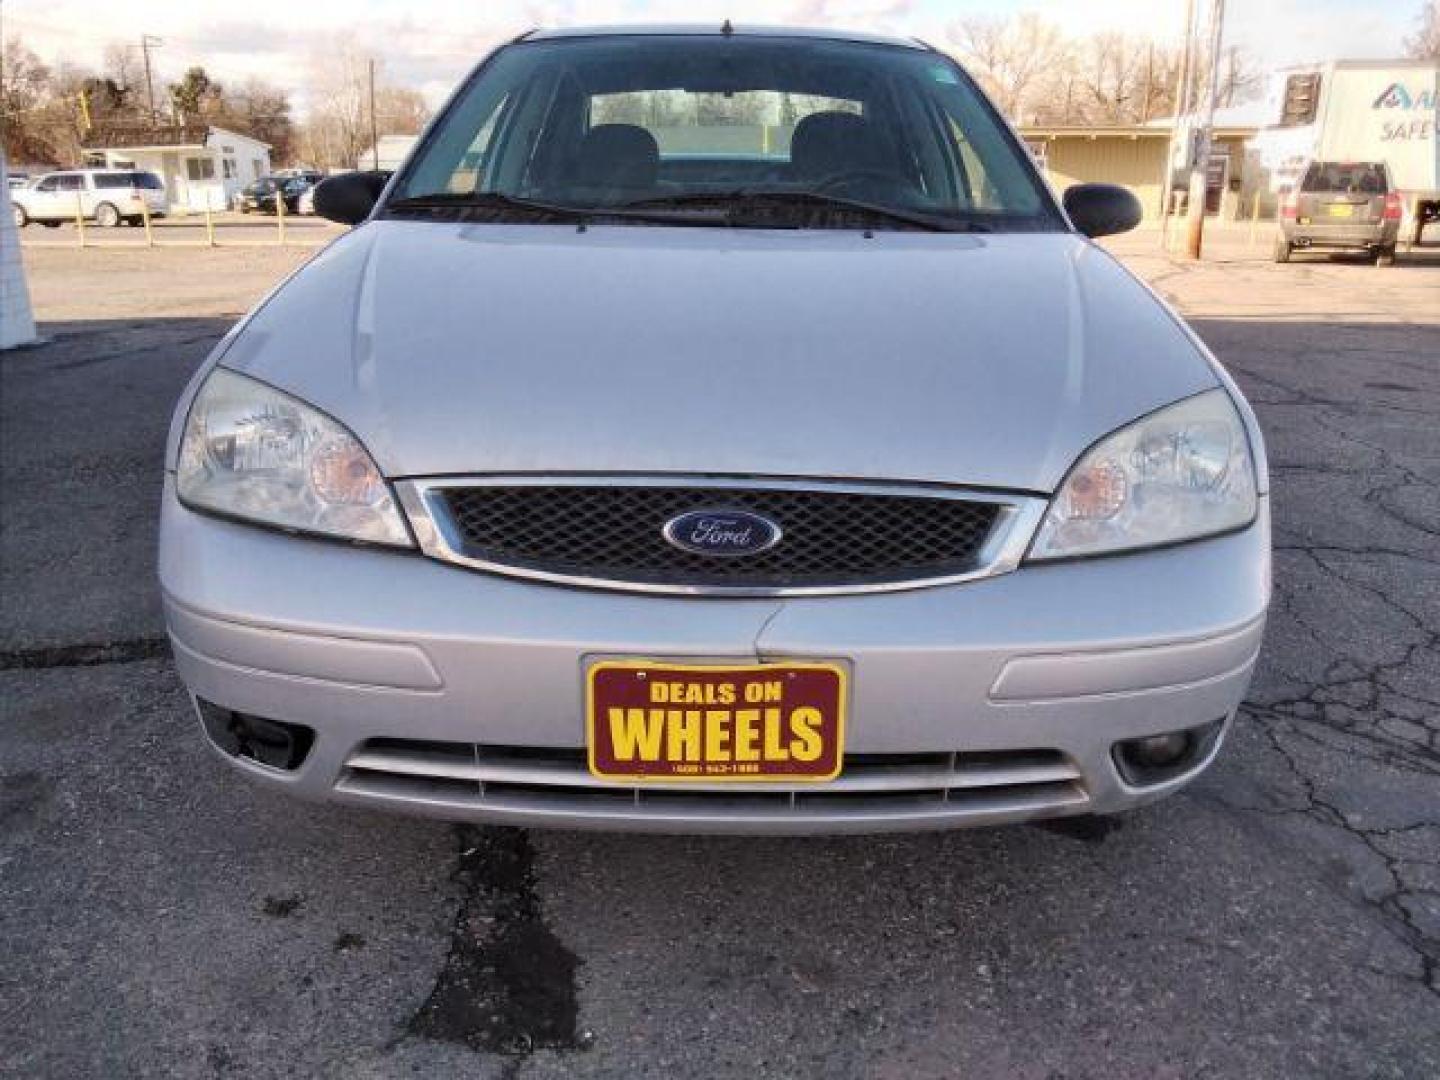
[384,191,595,221]
[384,190,727,227]
[615,189,986,233]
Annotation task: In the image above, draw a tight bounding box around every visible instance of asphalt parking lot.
[3,229,1438,1078]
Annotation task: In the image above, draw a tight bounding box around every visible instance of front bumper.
[159,480,1270,834]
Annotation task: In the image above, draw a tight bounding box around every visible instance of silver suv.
[1275,160,1401,265]
[12,169,168,228]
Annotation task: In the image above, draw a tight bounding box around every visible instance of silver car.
[161,25,1270,834]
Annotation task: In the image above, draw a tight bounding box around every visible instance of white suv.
[12,169,168,228]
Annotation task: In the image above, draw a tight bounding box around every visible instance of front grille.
[336,739,1089,827]
[432,484,1003,591]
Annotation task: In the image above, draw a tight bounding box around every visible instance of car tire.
[94,202,121,228]
[126,217,143,227]
[1376,246,1396,267]
[12,205,27,228]
[1272,238,1292,263]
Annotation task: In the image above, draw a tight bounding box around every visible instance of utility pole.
[368,59,380,171]
[1185,0,1226,259]
[139,35,163,123]
[141,34,164,124]
[1159,0,1197,249]
[1141,44,1155,123]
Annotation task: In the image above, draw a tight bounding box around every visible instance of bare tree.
[227,78,296,164]
[1,37,56,162]
[374,85,429,136]
[948,14,1067,121]
[101,43,141,96]
[300,48,430,169]
[301,46,370,169]
[1405,0,1440,59]
[1078,33,1151,124]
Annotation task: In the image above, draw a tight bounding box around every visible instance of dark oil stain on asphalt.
[261,892,306,918]
[407,825,582,1057]
[0,772,54,830]
[1035,814,1124,844]
[0,637,170,671]
[333,931,366,953]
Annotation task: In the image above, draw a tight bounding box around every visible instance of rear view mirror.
[313,171,391,226]
[1063,183,1143,239]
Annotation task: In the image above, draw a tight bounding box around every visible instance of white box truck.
[1252,59,1439,255]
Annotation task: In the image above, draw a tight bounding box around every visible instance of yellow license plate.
[586,660,847,782]
[1327,204,1354,217]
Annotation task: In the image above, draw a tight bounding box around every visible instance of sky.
[2,0,1422,115]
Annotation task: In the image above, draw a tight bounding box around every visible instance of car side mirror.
[313,171,391,226]
[1063,183,1143,239]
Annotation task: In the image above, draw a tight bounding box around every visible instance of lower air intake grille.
[336,740,1089,828]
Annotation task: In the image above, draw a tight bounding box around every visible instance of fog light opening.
[195,698,315,771]
[1113,719,1225,787]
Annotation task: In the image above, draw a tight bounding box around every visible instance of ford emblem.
[662,508,783,557]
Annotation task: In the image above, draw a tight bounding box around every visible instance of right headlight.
[176,368,411,547]
[1028,389,1257,561]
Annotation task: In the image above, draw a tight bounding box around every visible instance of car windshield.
[1301,162,1388,195]
[389,33,1061,232]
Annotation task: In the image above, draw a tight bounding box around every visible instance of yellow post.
[74,191,86,248]
[140,198,154,247]
[204,198,216,247]
[275,183,287,246]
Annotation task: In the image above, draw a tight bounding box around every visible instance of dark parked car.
[237,177,311,215]
[1276,160,1402,265]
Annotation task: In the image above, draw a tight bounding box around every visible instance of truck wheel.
[94,202,121,228]
[1376,246,1395,267]
[1272,238,1292,263]
[12,205,26,228]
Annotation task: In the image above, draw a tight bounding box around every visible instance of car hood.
[220,220,1217,493]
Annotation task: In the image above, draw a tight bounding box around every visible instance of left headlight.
[176,368,412,547]
[1028,388,1257,561]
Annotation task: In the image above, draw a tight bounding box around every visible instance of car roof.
[522,23,928,51]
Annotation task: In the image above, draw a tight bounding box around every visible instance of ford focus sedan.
[160,25,1270,833]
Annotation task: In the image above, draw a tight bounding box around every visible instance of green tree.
[169,66,222,121]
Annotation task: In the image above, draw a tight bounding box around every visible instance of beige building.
[1019,123,1260,222]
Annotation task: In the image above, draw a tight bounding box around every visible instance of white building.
[1,153,38,349]
[84,124,272,211]
[358,135,419,171]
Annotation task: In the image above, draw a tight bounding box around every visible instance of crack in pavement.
[0,637,171,671]
[1245,713,1440,998]
[404,825,586,1065]
[1197,304,1440,1000]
